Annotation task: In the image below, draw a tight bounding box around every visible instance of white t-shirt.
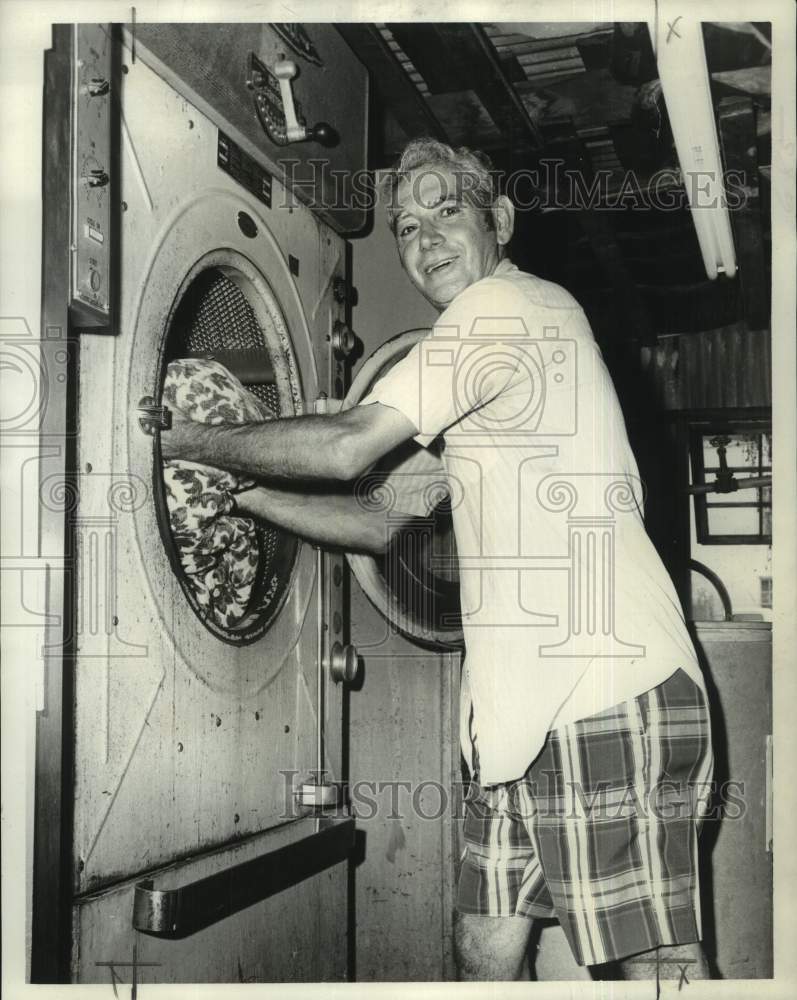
[358,259,704,786]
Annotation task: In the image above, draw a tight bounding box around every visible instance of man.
[162,138,713,981]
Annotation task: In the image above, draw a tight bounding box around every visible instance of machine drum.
[377,491,463,647]
[345,329,464,650]
[154,263,301,645]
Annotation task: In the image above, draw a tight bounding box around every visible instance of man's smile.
[424,256,458,276]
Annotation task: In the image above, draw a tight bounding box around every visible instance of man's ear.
[492,195,515,246]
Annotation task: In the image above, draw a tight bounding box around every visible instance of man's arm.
[161,403,417,483]
[235,482,408,555]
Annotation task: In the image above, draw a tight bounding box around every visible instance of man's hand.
[160,405,204,462]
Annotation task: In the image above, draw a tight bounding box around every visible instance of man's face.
[393,166,506,310]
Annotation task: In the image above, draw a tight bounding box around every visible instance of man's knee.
[454,911,534,981]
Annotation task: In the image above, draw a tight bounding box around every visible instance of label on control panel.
[217,131,272,207]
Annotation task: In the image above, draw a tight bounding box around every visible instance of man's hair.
[381,137,499,234]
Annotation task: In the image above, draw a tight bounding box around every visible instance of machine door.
[37,26,352,984]
[344,330,464,651]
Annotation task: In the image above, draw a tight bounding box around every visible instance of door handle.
[132,816,354,937]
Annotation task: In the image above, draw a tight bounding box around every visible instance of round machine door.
[344,329,464,651]
[124,204,321,698]
[151,250,303,647]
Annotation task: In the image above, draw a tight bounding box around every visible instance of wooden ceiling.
[340,21,771,177]
[339,21,772,358]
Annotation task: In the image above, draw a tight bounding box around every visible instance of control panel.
[70,23,114,327]
[128,23,369,235]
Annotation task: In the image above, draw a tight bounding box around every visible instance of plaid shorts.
[457,668,714,966]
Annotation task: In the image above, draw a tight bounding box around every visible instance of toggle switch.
[86,76,110,97]
[85,167,110,188]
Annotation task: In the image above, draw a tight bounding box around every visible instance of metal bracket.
[296,779,342,808]
[137,395,172,436]
[313,394,344,415]
[132,816,354,938]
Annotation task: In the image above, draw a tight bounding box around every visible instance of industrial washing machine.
[33,22,376,983]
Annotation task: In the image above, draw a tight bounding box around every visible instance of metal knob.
[327,641,358,684]
[306,121,338,146]
[333,276,358,306]
[331,321,356,360]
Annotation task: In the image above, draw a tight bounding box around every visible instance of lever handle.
[272,59,338,146]
[273,60,306,141]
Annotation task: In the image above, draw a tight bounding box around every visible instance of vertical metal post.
[315,545,326,782]
[32,24,77,983]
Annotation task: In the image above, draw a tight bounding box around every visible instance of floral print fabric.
[162,359,276,629]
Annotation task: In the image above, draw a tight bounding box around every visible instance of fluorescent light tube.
[648,9,737,280]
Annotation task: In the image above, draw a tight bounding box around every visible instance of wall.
[691,622,773,978]
[650,323,771,410]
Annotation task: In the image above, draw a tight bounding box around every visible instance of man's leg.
[619,941,710,981]
[454,912,535,981]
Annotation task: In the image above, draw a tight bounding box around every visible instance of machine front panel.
[69,38,346,906]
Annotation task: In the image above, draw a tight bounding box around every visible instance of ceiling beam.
[336,24,448,145]
[386,23,544,155]
[490,29,612,58]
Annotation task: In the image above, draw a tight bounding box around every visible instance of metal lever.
[137,395,172,436]
[273,60,336,145]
